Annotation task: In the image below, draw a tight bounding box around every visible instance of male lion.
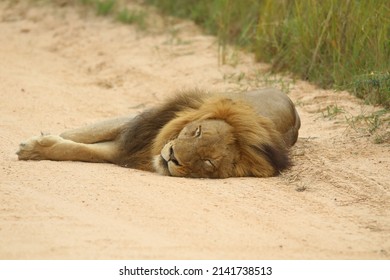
[17,88,300,178]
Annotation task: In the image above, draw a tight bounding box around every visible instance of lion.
[17,88,300,178]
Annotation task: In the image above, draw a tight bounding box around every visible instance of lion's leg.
[60,117,131,144]
[17,134,119,163]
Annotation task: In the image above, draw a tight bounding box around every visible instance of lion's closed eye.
[203,159,215,170]
[171,157,180,166]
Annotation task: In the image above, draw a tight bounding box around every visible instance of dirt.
[1,1,389,260]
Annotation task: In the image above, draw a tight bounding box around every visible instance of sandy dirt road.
[1,1,389,259]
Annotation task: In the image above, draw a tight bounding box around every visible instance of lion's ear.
[251,143,290,173]
[194,125,202,137]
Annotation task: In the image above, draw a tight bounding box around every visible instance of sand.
[0,1,389,259]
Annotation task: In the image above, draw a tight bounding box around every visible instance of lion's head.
[153,119,240,178]
[152,97,290,178]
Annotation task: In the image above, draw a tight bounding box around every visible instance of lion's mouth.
[160,155,169,169]
[153,154,170,176]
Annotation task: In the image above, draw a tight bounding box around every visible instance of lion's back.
[227,88,300,146]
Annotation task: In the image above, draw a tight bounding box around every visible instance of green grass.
[79,0,115,15]
[77,0,148,29]
[350,72,390,108]
[345,109,389,143]
[95,0,115,16]
[116,8,147,30]
[321,104,344,119]
[146,0,390,108]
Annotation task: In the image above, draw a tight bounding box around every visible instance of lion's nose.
[169,146,174,159]
[169,146,180,166]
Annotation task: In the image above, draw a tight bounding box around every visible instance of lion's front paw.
[17,135,63,160]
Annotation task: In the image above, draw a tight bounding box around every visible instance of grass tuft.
[350,72,390,108]
[76,0,149,30]
[117,8,147,30]
[95,0,116,16]
[321,104,344,119]
[345,109,389,143]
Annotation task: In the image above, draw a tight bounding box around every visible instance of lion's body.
[17,88,300,178]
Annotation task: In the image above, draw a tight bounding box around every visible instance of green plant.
[95,0,116,16]
[321,104,344,119]
[374,132,390,144]
[79,0,94,4]
[350,72,390,108]
[345,109,388,135]
[117,8,147,29]
[253,72,292,93]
